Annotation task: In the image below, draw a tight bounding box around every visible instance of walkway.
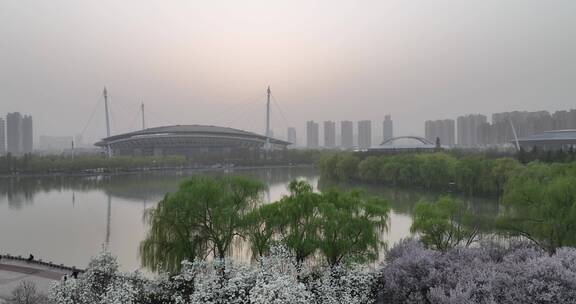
[0,258,79,301]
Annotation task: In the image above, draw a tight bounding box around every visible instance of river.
[0,167,498,271]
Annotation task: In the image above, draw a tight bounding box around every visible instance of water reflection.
[0,167,318,205]
[318,178,500,218]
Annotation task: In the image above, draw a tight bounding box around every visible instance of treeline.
[223,149,324,167]
[0,154,187,175]
[517,146,576,164]
[317,152,524,195]
[318,152,576,255]
[0,149,322,175]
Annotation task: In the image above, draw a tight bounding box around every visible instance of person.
[71,270,79,279]
[63,275,67,282]
[27,254,34,262]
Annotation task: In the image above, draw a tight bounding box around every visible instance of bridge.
[356,135,440,156]
[380,136,435,146]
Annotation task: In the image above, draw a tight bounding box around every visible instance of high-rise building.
[38,135,73,152]
[425,119,455,146]
[457,114,487,147]
[6,112,33,155]
[422,108,576,148]
[0,118,5,156]
[358,120,372,149]
[323,121,336,148]
[306,121,319,148]
[22,115,33,154]
[489,111,555,145]
[445,120,456,147]
[552,110,576,130]
[6,112,23,155]
[287,127,297,145]
[341,121,354,149]
[382,115,393,143]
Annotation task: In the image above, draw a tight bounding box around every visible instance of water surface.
[0,167,498,271]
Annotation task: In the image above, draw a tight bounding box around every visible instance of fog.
[1,0,575,144]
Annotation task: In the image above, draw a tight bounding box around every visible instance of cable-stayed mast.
[265,86,271,150]
[266,86,271,137]
[141,102,146,130]
[103,88,111,137]
[508,117,521,151]
[103,87,112,157]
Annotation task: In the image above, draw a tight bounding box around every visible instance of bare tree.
[10,281,49,304]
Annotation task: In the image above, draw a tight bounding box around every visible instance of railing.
[0,254,85,273]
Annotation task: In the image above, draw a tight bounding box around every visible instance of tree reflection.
[0,167,319,208]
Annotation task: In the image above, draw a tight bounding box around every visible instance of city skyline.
[4,105,576,151]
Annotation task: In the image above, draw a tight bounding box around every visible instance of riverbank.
[0,164,315,179]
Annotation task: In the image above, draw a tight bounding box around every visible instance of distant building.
[341,120,354,149]
[96,125,290,159]
[287,127,297,145]
[382,115,393,143]
[22,115,33,154]
[0,118,5,156]
[457,114,487,147]
[75,134,84,148]
[323,121,336,148]
[517,130,576,151]
[422,108,576,148]
[358,120,372,149]
[6,113,33,155]
[552,110,576,130]
[6,112,23,155]
[425,119,455,147]
[306,121,319,148]
[38,135,73,152]
[490,111,554,145]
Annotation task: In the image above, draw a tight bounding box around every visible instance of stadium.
[95,125,291,160]
[516,129,576,151]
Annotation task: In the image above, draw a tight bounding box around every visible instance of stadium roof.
[517,130,576,142]
[95,125,290,146]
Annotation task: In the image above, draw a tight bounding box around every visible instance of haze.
[1,0,575,143]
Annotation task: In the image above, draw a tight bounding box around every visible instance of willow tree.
[275,180,322,264]
[411,196,480,251]
[498,169,576,255]
[318,189,389,266]
[272,180,390,266]
[242,202,281,259]
[140,176,265,272]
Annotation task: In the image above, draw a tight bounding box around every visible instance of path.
[0,259,78,301]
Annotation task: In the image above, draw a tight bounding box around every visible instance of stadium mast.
[508,117,521,151]
[141,102,146,130]
[103,87,112,157]
[265,86,271,150]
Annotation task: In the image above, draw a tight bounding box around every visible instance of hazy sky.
[1,0,575,144]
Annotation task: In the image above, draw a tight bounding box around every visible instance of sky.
[1,0,575,144]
